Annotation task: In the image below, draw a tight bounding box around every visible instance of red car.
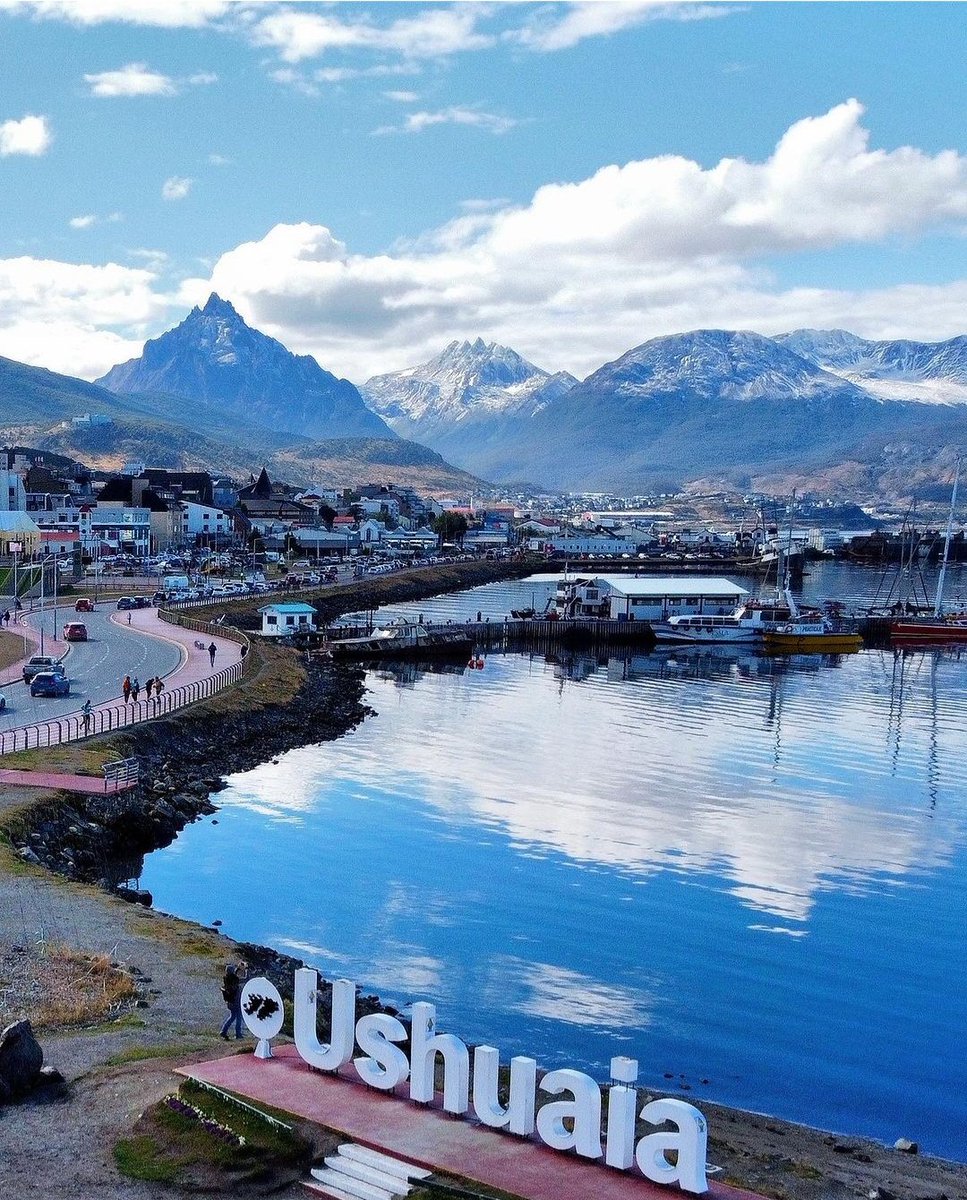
[63,622,88,642]
[74,598,95,612]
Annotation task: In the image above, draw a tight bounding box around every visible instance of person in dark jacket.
[219,963,245,1039]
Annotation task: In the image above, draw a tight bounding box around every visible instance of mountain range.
[2,294,966,499]
[366,328,967,494]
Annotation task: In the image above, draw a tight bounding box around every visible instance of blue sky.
[0,1,965,383]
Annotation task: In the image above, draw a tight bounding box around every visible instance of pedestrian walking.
[122,675,131,703]
[127,611,132,624]
[145,676,154,700]
[208,641,217,667]
[154,676,164,708]
[219,962,245,1040]
[82,699,92,734]
[131,676,140,703]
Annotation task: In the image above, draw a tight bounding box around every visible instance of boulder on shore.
[0,1019,44,1100]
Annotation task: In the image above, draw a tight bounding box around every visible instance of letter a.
[635,1097,709,1194]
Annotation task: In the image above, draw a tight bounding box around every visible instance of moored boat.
[328,619,473,660]
[653,597,795,644]
[890,460,963,647]
[762,618,863,654]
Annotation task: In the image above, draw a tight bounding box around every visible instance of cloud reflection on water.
[219,648,965,925]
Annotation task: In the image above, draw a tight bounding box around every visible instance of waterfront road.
[0,603,238,731]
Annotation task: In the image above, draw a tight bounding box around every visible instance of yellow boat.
[763,620,863,654]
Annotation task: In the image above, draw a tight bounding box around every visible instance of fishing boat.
[653,596,796,643]
[891,461,967,645]
[762,612,863,654]
[328,618,474,660]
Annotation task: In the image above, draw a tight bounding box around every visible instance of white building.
[181,501,233,540]
[553,575,748,621]
[85,506,151,556]
[604,576,748,621]
[0,469,27,512]
[358,519,384,545]
[259,603,317,637]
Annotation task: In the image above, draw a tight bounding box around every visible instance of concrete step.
[338,1144,432,1182]
[323,1154,410,1195]
[302,1179,360,1200]
[308,1167,397,1200]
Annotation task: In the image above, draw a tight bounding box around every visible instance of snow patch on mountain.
[778,329,967,403]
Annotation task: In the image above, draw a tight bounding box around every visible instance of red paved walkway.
[0,768,134,793]
[181,1046,765,1200]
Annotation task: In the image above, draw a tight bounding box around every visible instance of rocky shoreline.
[8,657,371,892]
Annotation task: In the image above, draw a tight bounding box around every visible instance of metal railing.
[103,757,140,791]
[0,615,252,757]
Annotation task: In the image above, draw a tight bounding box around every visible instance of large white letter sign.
[294,969,355,1072]
[354,1012,410,1090]
[409,1001,470,1114]
[471,1046,537,1135]
[635,1098,709,1194]
[604,1057,638,1169]
[536,1068,603,1159]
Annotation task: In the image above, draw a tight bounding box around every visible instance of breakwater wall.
[3,658,370,887]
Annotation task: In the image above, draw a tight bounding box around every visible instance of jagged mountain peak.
[95,300,392,441]
[198,292,240,320]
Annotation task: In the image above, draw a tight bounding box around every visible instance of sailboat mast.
[933,459,961,619]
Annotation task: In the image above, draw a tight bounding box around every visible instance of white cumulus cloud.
[69,214,97,229]
[252,4,493,64]
[511,1,737,52]
[0,0,231,27]
[374,106,520,136]
[172,101,967,380]
[161,175,192,201]
[0,113,52,156]
[83,62,218,97]
[84,62,175,96]
[0,254,165,377]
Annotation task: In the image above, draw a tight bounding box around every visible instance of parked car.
[74,598,95,612]
[63,622,88,642]
[22,656,64,683]
[30,671,70,698]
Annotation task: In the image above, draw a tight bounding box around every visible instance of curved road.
[0,604,184,727]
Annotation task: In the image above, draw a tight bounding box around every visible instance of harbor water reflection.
[141,574,967,1159]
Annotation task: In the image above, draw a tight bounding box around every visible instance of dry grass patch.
[0,627,25,674]
[0,941,137,1029]
[0,739,122,776]
[128,909,226,960]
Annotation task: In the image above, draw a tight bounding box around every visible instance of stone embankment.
[6,658,370,889]
[5,560,535,883]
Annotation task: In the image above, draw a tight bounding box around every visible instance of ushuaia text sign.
[243,969,709,1193]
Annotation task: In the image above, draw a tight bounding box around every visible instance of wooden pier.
[322,618,657,653]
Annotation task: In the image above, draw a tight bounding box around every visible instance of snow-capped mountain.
[97,294,392,440]
[362,338,577,434]
[360,338,577,478]
[462,328,967,491]
[777,329,967,406]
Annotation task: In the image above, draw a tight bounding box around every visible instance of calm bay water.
[141,566,967,1158]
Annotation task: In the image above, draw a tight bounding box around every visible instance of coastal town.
[3,3,967,1200]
